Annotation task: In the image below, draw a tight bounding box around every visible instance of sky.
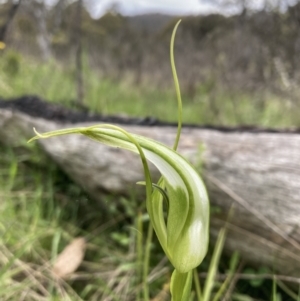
[87,0,226,17]
[46,0,300,18]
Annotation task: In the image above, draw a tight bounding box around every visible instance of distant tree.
[201,0,296,14]
[51,0,69,35]
[74,0,85,106]
[34,0,52,60]
[21,0,52,60]
[201,0,249,15]
[0,0,22,43]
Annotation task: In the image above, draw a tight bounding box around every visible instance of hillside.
[1,1,300,99]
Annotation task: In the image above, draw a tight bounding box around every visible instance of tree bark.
[35,1,52,61]
[0,107,300,278]
[22,0,52,61]
[0,0,22,43]
[75,0,84,106]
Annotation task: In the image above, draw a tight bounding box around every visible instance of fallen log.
[1,96,300,277]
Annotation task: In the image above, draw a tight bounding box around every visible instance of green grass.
[0,144,298,301]
[1,49,300,127]
[0,143,169,300]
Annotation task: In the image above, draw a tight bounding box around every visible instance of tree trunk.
[0,0,22,43]
[0,105,300,278]
[75,0,84,106]
[33,0,52,61]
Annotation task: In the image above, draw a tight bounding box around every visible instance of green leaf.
[202,227,226,301]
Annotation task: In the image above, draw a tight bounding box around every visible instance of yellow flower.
[0,41,6,50]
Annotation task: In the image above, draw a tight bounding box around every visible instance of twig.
[222,260,244,301]
[199,272,300,285]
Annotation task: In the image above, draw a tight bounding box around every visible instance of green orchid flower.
[29,124,209,273]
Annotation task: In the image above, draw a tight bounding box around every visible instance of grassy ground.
[0,51,299,300]
[0,143,172,300]
[0,145,298,301]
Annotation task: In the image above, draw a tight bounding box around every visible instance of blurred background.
[1,1,300,300]
[1,0,300,126]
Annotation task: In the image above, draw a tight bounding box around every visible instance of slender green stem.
[49,230,62,295]
[202,227,226,301]
[170,19,183,152]
[143,223,153,301]
[136,212,143,301]
[272,275,277,301]
[212,251,240,301]
[193,268,203,301]
[277,279,299,300]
